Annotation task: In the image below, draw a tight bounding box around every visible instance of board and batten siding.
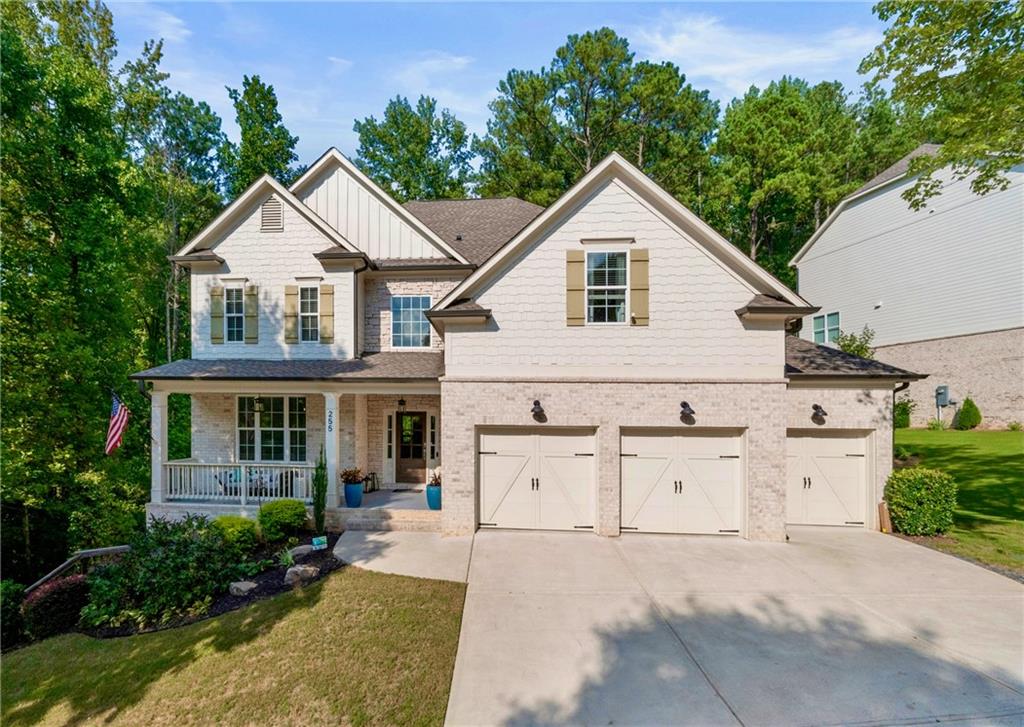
[296,165,445,260]
[797,165,1024,347]
[443,179,785,379]
[191,192,356,360]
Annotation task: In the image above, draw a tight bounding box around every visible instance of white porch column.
[323,392,340,508]
[150,390,168,504]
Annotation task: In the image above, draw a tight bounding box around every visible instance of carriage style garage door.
[786,432,868,526]
[620,430,743,535]
[479,429,595,531]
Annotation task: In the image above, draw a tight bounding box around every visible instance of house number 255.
[327,410,334,433]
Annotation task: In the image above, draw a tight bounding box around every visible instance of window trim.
[390,294,433,349]
[585,249,630,326]
[224,286,245,343]
[813,311,841,344]
[235,396,308,463]
[298,286,320,343]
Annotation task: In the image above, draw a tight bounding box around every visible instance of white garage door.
[621,431,742,535]
[479,429,595,531]
[786,433,867,526]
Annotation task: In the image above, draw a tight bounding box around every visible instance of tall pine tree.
[221,75,300,196]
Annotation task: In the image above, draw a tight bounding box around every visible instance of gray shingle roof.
[403,198,544,266]
[736,294,819,317]
[852,143,942,197]
[785,336,925,379]
[373,258,473,270]
[131,352,444,381]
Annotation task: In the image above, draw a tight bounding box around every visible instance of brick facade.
[875,327,1024,429]
[440,379,789,541]
[362,275,462,352]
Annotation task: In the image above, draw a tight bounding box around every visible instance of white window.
[586,251,628,324]
[813,311,841,344]
[224,287,244,342]
[299,287,319,342]
[237,396,307,462]
[391,295,431,348]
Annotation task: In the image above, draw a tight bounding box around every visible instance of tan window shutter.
[244,285,259,343]
[319,284,334,343]
[566,250,585,326]
[630,249,649,326]
[284,285,299,343]
[210,286,224,344]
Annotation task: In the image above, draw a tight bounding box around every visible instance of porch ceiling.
[131,351,444,382]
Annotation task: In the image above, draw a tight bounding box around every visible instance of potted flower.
[426,470,442,511]
[341,468,364,508]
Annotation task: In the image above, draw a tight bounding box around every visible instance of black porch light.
[252,395,265,414]
[398,397,407,413]
[812,404,828,418]
[531,400,544,417]
[680,401,695,417]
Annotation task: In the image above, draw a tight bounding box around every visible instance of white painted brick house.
[135,149,924,540]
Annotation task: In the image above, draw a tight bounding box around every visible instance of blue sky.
[109,2,886,166]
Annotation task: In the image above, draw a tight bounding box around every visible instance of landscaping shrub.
[312,448,328,535]
[258,500,308,543]
[212,515,259,561]
[926,418,947,431]
[885,467,957,536]
[1,580,26,647]
[1009,421,1022,432]
[893,396,916,429]
[81,515,237,628]
[893,444,915,461]
[23,574,89,640]
[955,397,982,430]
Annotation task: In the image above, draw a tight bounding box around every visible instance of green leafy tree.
[835,326,877,359]
[474,28,717,207]
[860,0,1024,208]
[354,95,473,202]
[221,75,300,196]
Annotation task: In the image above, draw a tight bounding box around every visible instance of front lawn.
[895,429,1023,576]
[1,567,466,726]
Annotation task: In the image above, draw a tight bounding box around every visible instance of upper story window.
[224,287,244,342]
[813,311,840,344]
[586,251,628,324]
[391,295,431,348]
[237,396,307,462]
[299,286,319,342]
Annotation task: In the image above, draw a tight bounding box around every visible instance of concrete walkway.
[332,530,473,583]
[446,527,1024,726]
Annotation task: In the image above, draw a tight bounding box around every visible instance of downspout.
[353,258,371,356]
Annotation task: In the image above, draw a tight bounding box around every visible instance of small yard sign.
[311,535,327,551]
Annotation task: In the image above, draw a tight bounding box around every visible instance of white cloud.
[389,50,496,137]
[631,13,880,102]
[111,2,191,44]
[327,56,353,75]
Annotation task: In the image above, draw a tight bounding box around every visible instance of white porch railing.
[163,461,316,504]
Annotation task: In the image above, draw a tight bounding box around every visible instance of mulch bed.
[84,532,346,639]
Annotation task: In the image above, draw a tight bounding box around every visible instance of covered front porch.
[133,354,444,532]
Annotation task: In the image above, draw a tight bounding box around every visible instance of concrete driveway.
[446,527,1024,726]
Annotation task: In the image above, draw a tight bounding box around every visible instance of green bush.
[312,448,328,535]
[1,580,26,647]
[67,470,145,551]
[885,467,958,536]
[257,500,308,543]
[926,418,947,431]
[23,574,89,640]
[81,515,237,628]
[835,325,876,359]
[955,397,982,430]
[893,396,916,429]
[894,444,915,461]
[212,515,259,561]
[1009,421,1022,432]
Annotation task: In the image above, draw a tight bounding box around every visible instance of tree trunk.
[748,208,759,262]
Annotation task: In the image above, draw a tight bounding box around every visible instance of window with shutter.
[261,197,283,232]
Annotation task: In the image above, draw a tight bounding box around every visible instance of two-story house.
[792,145,1023,428]
[134,149,923,541]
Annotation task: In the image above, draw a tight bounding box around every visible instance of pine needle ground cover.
[2,567,465,726]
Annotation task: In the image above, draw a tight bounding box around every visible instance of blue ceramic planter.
[344,482,364,508]
[426,485,442,511]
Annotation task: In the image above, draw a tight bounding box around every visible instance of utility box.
[935,385,950,408]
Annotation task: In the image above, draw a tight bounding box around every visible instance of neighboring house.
[792,145,1024,428]
[133,149,923,542]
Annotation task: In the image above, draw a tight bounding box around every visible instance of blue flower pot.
[344,483,363,508]
[426,485,442,511]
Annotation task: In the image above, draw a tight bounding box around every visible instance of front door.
[396,412,427,484]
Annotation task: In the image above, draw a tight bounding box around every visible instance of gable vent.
[261,196,283,232]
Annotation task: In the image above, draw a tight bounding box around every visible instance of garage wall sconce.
[811,403,828,424]
[397,397,406,413]
[680,401,696,425]
[531,400,547,423]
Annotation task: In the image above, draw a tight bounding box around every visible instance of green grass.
[1,567,466,726]
[895,429,1024,575]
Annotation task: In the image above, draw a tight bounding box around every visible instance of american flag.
[105,393,130,455]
